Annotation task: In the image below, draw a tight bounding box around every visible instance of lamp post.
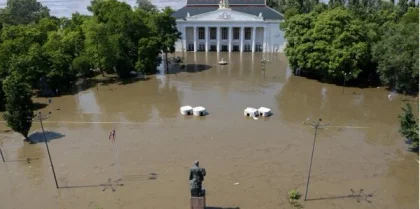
[28,111,59,189]
[342,71,351,93]
[303,118,329,201]
[261,59,270,79]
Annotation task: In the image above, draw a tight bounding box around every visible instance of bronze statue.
[189,160,206,197]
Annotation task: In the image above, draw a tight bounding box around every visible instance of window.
[233,28,240,40]
[188,42,194,51]
[221,28,228,40]
[232,45,240,52]
[198,27,205,40]
[244,44,251,52]
[245,28,251,40]
[210,44,217,51]
[198,43,205,51]
[210,28,217,40]
[255,44,262,52]
[221,45,228,51]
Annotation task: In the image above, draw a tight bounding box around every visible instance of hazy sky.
[0,0,186,17]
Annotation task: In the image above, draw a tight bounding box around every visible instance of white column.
[240,26,244,52]
[263,26,267,52]
[228,27,233,52]
[216,27,220,52]
[181,26,186,51]
[193,26,197,52]
[252,26,256,52]
[205,27,209,52]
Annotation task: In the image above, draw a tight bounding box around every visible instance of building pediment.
[185,8,264,22]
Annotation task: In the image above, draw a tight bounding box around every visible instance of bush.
[288,189,301,200]
[398,103,419,152]
[288,189,303,208]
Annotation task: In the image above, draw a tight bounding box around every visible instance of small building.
[172,0,285,53]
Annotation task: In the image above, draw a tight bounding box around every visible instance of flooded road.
[0,52,418,209]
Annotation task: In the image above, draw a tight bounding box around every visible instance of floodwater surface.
[0,52,418,209]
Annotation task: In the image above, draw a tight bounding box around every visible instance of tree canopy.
[0,0,50,25]
[2,73,33,140]
[0,0,181,140]
[278,0,419,94]
[136,0,158,12]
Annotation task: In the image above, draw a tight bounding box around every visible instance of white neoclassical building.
[172,0,286,53]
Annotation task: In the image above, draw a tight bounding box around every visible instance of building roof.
[172,6,283,20]
[186,0,265,5]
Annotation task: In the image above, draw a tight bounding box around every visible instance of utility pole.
[109,129,122,180]
[0,147,5,162]
[28,112,59,189]
[303,118,329,201]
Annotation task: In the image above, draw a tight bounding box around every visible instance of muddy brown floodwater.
[0,52,418,209]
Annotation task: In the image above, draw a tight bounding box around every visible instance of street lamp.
[28,111,59,189]
[261,59,270,79]
[303,118,330,201]
[342,71,351,93]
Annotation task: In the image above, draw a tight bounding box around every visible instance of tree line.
[268,0,418,95]
[0,0,180,140]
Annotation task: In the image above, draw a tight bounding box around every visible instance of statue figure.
[219,0,229,9]
[189,160,206,197]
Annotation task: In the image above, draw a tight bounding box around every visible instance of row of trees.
[268,0,418,95]
[0,0,180,140]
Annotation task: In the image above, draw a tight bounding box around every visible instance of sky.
[0,0,186,17]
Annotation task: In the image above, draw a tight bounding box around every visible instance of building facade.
[172,0,286,53]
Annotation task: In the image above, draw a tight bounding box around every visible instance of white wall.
[267,22,286,53]
[255,27,264,47]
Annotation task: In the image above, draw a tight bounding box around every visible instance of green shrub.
[288,189,303,208]
[398,103,419,152]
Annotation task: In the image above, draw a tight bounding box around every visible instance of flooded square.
[0,52,418,209]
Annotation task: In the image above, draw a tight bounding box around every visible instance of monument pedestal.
[190,195,206,209]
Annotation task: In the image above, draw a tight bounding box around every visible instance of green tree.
[87,0,148,77]
[150,7,181,73]
[136,36,161,74]
[0,18,59,85]
[398,103,419,151]
[72,53,94,77]
[372,8,419,94]
[284,8,369,81]
[0,0,50,25]
[0,80,4,110]
[42,30,77,89]
[2,74,33,140]
[136,0,158,12]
